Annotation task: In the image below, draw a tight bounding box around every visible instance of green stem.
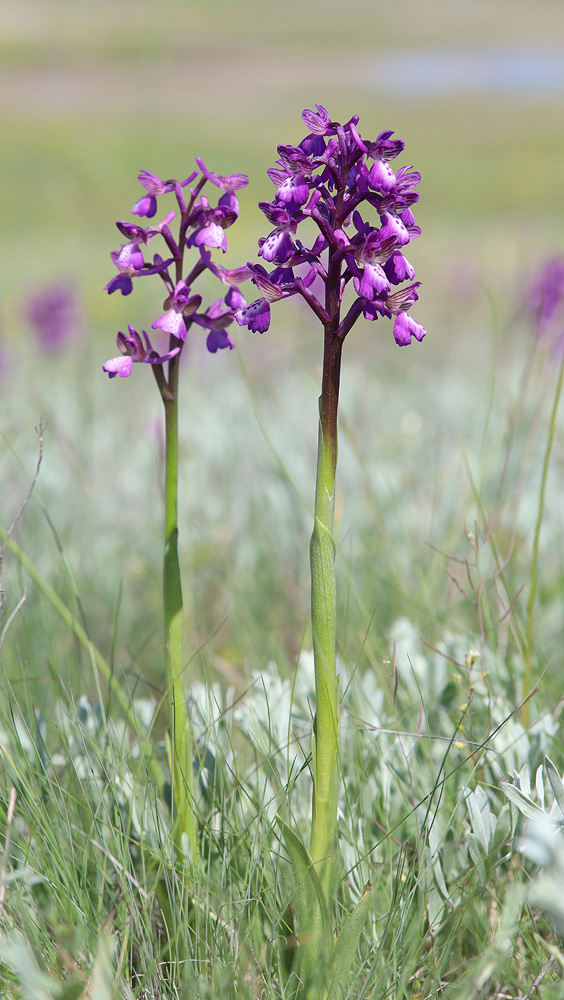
[309,325,343,899]
[162,354,197,864]
[523,348,564,726]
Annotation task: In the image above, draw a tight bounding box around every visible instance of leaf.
[500,783,547,822]
[328,883,372,996]
[85,932,115,1000]
[276,816,329,930]
[0,932,54,999]
[276,815,331,996]
[517,763,531,798]
[467,833,489,887]
[535,764,545,810]
[467,832,487,868]
[56,984,85,1000]
[545,756,564,818]
[465,788,490,851]
[428,825,449,900]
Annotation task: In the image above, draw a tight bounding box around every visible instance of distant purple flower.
[526,257,564,352]
[237,105,426,346]
[25,282,82,352]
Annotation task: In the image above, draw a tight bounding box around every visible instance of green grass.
[2,1,564,996]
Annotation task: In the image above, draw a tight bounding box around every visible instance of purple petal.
[353,263,390,299]
[103,356,133,378]
[277,174,310,207]
[379,213,410,248]
[384,251,415,284]
[115,243,145,272]
[259,202,293,227]
[299,133,326,156]
[196,157,249,192]
[235,298,271,333]
[152,311,187,341]
[195,223,228,252]
[138,170,167,194]
[259,229,295,264]
[225,286,246,310]
[104,274,133,296]
[132,194,157,218]
[393,312,427,346]
[301,105,331,135]
[368,159,396,193]
[206,329,235,353]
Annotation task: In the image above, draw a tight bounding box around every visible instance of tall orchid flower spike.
[102,158,249,868]
[236,104,425,346]
[238,105,426,998]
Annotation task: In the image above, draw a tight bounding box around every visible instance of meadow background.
[1,1,564,997]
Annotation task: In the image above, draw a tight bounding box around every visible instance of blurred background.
[1,0,564,701]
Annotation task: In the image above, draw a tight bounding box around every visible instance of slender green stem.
[523,348,564,726]
[162,354,197,864]
[309,325,343,899]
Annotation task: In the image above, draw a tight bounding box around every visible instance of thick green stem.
[163,355,197,865]
[309,326,343,899]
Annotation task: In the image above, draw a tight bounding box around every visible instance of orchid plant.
[237,104,426,998]
[102,104,425,995]
[103,161,249,864]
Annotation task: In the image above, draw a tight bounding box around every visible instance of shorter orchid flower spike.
[104,157,251,387]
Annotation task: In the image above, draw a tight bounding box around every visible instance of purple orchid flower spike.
[104,157,251,382]
[236,104,426,346]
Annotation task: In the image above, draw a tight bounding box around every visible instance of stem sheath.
[163,355,197,863]
[309,327,343,898]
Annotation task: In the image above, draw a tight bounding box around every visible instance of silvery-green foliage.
[188,680,235,793]
[501,756,564,824]
[233,660,314,829]
[389,616,447,699]
[464,786,512,887]
[502,757,564,933]
[518,814,564,935]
